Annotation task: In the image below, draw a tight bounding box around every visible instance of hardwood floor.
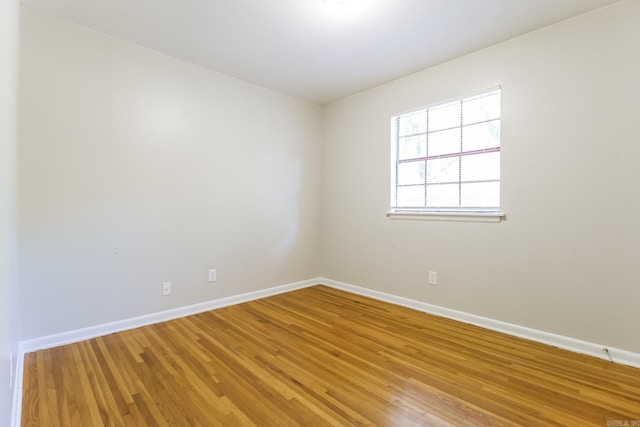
[22,285,640,426]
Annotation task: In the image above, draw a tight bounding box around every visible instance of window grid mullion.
[458,100,463,207]
[397,178,500,187]
[395,117,400,208]
[397,146,500,163]
[398,117,498,139]
[425,109,429,207]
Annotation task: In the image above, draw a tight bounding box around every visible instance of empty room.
[1,0,640,425]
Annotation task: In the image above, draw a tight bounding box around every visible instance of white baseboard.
[14,275,639,427]
[20,278,318,353]
[21,276,640,368]
[319,277,640,369]
[11,278,640,427]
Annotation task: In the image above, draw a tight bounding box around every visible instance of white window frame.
[388,88,504,223]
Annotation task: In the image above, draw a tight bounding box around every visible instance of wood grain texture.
[22,285,640,426]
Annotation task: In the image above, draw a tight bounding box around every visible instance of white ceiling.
[23,0,621,105]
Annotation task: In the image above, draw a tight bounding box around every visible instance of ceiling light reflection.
[312,0,386,26]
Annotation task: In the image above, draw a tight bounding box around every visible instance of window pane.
[461,152,500,182]
[429,101,460,132]
[397,185,425,207]
[429,128,460,157]
[426,157,459,184]
[392,89,501,211]
[463,120,500,152]
[397,161,425,185]
[398,111,427,136]
[398,135,426,160]
[461,182,500,207]
[427,184,459,207]
[463,90,500,125]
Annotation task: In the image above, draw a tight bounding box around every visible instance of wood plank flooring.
[22,285,640,426]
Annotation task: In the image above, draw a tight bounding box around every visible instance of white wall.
[321,0,640,353]
[0,0,21,424]
[20,9,321,340]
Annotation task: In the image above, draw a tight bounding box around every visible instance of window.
[390,88,502,220]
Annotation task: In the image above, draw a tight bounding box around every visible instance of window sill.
[386,210,505,223]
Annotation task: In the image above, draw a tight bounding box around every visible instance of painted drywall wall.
[0,0,21,424]
[20,9,322,340]
[320,0,640,353]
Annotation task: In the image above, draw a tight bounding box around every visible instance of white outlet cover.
[162,282,171,295]
[428,271,438,285]
[208,269,217,283]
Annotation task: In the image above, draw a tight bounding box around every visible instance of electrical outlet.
[162,282,171,296]
[428,271,438,285]
[208,269,217,283]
